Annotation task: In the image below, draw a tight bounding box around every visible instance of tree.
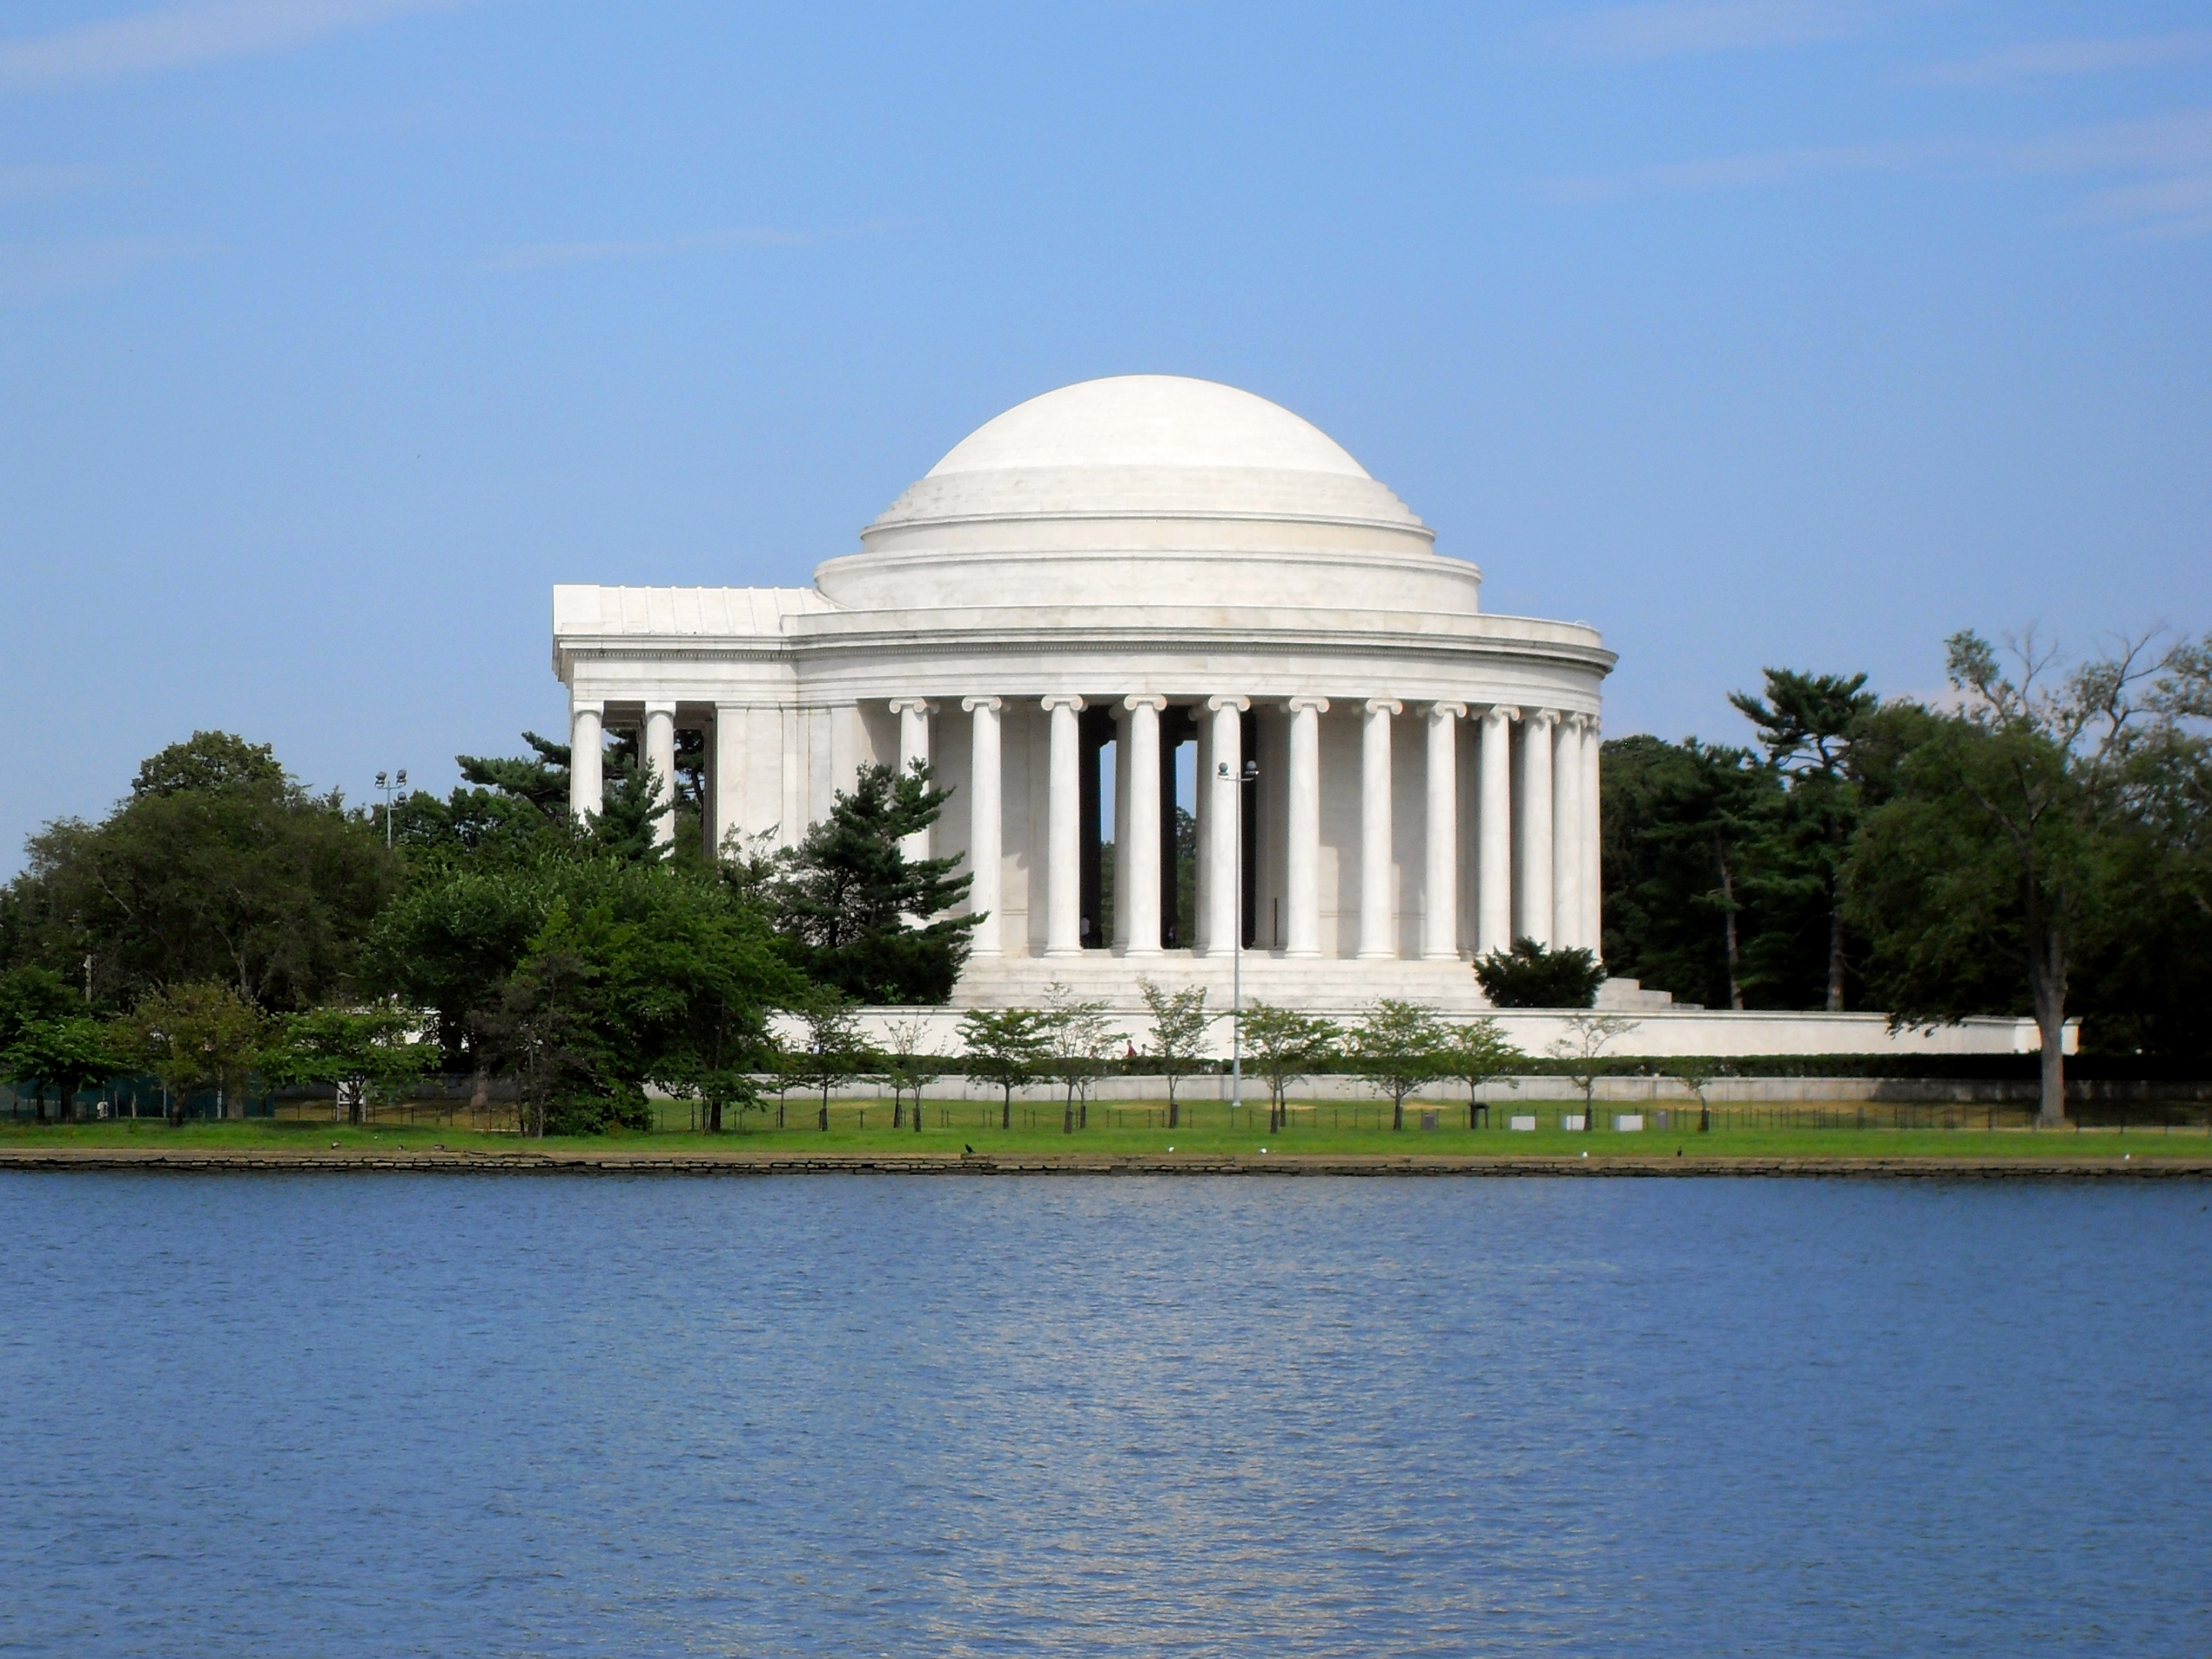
[771,760,977,1003]
[5,1014,115,1124]
[1237,1002,1338,1131]
[1475,939,1604,1009]
[1599,735,1775,1010]
[473,932,614,1137]
[1346,999,1448,1132]
[0,966,82,1119]
[1436,1017,1523,1129]
[1043,983,1121,1133]
[264,1003,436,1124]
[1549,1013,1639,1131]
[1139,980,1211,1128]
[114,981,267,1122]
[1669,1054,1720,1133]
[793,995,870,1130]
[959,1007,1052,1129]
[1730,670,1880,1012]
[8,732,397,1010]
[879,1015,944,1131]
[364,866,555,1066]
[1849,630,2210,1125]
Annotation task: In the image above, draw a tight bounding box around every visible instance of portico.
[553,375,1612,1011]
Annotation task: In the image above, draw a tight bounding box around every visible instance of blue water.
[2,1174,2207,1656]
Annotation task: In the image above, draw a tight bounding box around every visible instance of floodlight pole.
[375,768,408,849]
[1222,755,1259,1124]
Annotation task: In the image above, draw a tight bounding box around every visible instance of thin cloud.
[0,0,473,92]
[0,162,115,204]
[1542,0,1876,58]
[1914,31,2212,88]
[1540,107,2212,237]
[476,227,817,273]
[2011,107,2212,175]
[0,235,202,304]
[1539,139,1940,200]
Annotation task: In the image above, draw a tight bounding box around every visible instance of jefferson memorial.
[553,375,1610,1013]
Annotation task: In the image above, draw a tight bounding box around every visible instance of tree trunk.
[1716,843,1744,1011]
[2030,925,2069,1128]
[1001,1093,1011,1131]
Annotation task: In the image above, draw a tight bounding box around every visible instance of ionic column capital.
[1038,694,1086,713]
[1206,694,1250,713]
[1524,707,1560,733]
[1286,694,1330,715]
[1122,693,1169,713]
[1428,701,1468,721]
[571,697,604,717]
[1363,698,1403,717]
[643,700,678,717]
[960,696,1002,713]
[887,697,935,717]
[1481,703,1520,727]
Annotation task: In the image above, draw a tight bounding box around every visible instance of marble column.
[1358,699,1401,959]
[570,699,604,819]
[1424,702,1466,959]
[1122,695,1166,956]
[1582,719,1604,956]
[1042,696,1085,957]
[644,702,678,848]
[890,698,933,864]
[1477,705,1516,955]
[1203,696,1246,955]
[1284,696,1328,957]
[962,697,1002,956]
[1518,710,1557,947]
[1553,715,1585,950]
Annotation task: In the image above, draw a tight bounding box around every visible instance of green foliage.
[132,731,286,798]
[1435,1017,1524,1124]
[1474,938,1604,1009]
[1345,998,1449,1130]
[1043,983,1122,1129]
[5,731,398,1010]
[770,760,977,1003]
[1139,979,1211,1121]
[114,981,267,1120]
[790,995,872,1128]
[878,1015,945,1131]
[3,1008,114,1123]
[1237,1002,1338,1124]
[1847,630,2212,1118]
[1548,1013,1641,1127]
[263,1002,437,1124]
[958,1007,1054,1127]
[465,864,798,1135]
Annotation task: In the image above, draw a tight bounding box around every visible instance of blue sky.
[3,0,2207,866]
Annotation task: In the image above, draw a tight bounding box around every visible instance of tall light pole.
[375,769,408,849]
[1220,755,1259,1122]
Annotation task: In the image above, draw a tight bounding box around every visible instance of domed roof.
[924,375,1373,480]
[816,375,1476,615]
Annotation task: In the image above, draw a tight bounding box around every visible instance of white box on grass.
[1508,1115,1536,1132]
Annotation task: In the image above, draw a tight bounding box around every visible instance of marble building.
[552,375,1612,1011]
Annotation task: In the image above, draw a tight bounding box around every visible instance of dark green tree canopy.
[771,759,977,1003]
[132,731,287,799]
[1475,939,1604,1009]
[5,733,397,1010]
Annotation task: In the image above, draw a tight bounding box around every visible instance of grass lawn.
[5,1105,2210,1162]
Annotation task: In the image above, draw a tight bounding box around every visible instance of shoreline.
[3,1147,2207,1179]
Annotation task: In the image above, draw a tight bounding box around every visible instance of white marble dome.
[814,375,1473,613]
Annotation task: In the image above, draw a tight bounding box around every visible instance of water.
[2,1174,2207,1656]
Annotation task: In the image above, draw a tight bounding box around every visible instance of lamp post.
[1219,755,1259,1120]
[374,769,408,850]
